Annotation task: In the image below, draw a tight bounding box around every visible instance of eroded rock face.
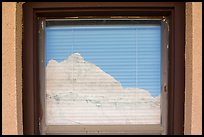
[46,53,123,92]
[46,53,161,125]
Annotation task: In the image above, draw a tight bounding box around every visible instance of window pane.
[45,20,161,125]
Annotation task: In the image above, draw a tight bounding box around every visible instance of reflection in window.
[45,20,161,125]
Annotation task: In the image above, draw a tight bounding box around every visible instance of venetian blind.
[44,20,162,126]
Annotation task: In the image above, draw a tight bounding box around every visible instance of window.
[41,19,166,135]
[23,2,185,135]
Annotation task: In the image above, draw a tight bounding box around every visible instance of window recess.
[22,2,185,135]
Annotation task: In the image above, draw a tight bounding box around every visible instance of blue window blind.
[45,21,161,125]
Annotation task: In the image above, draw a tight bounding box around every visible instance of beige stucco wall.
[2,2,202,135]
[2,2,23,135]
[185,2,202,135]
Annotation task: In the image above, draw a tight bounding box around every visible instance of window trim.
[22,2,185,135]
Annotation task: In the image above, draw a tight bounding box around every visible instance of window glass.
[44,20,162,125]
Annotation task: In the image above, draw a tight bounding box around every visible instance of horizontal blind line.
[46,35,160,38]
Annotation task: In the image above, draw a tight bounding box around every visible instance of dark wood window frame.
[22,2,185,135]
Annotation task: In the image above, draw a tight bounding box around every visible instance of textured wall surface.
[185,2,202,135]
[2,2,18,134]
[1,2,202,135]
[16,2,23,135]
[2,2,23,135]
[190,3,202,134]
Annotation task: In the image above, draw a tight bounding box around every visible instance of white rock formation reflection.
[46,53,160,125]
